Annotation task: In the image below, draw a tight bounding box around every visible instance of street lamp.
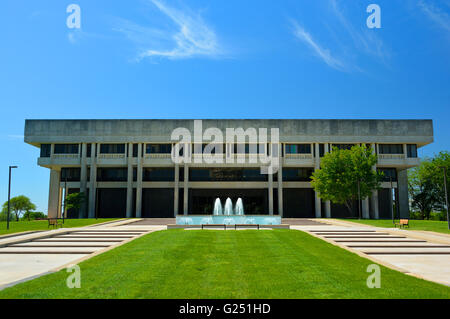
[7,166,18,230]
[439,166,449,230]
[390,176,395,225]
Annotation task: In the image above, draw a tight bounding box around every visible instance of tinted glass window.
[407,144,418,158]
[189,168,267,182]
[54,144,79,154]
[146,144,172,154]
[285,144,312,154]
[100,144,125,154]
[377,168,397,182]
[332,144,354,150]
[143,168,174,181]
[379,144,403,154]
[97,168,128,181]
[61,168,81,182]
[40,144,51,157]
[282,168,314,181]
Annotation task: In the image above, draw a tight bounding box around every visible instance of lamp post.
[390,176,395,225]
[7,166,18,230]
[357,179,361,219]
[440,166,449,230]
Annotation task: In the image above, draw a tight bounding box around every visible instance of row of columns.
[48,142,408,219]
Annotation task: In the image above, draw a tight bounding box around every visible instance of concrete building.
[24,119,433,219]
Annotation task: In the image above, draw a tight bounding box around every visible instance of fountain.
[213,198,223,215]
[223,198,234,215]
[234,198,244,215]
[175,196,281,225]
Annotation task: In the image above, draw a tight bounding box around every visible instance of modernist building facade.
[24,119,434,219]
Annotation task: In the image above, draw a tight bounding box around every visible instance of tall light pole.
[7,166,18,230]
[390,176,394,225]
[440,166,449,230]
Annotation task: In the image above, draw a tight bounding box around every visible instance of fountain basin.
[176,215,281,225]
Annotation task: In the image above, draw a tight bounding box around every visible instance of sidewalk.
[0,221,166,290]
[291,219,450,286]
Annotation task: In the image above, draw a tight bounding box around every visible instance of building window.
[61,168,81,182]
[189,168,268,182]
[40,144,51,157]
[54,144,79,154]
[86,144,92,157]
[319,144,325,157]
[377,168,397,182]
[332,144,354,150]
[100,144,125,154]
[407,144,418,158]
[285,144,311,154]
[379,144,403,154]
[282,168,314,182]
[97,168,128,182]
[133,144,138,157]
[146,144,172,154]
[143,168,174,181]
[233,144,262,154]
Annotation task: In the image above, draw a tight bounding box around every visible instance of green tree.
[1,195,36,221]
[311,145,382,216]
[64,192,86,213]
[409,151,449,219]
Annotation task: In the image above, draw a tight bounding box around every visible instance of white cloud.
[418,0,450,33]
[291,20,345,70]
[118,0,221,60]
[329,0,390,61]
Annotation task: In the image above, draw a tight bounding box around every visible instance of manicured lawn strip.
[0,229,449,299]
[339,219,450,234]
[0,219,120,236]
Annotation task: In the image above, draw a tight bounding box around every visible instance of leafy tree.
[1,195,36,221]
[22,211,47,221]
[409,151,449,219]
[311,145,382,216]
[64,192,86,213]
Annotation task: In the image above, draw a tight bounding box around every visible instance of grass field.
[0,219,120,236]
[340,219,450,234]
[0,229,448,299]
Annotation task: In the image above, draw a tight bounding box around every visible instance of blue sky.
[0,0,449,213]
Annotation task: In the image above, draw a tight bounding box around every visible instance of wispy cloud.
[291,20,345,70]
[116,0,221,60]
[329,0,390,62]
[418,0,450,33]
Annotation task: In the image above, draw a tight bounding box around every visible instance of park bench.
[48,218,63,228]
[234,224,260,230]
[201,224,227,230]
[395,219,409,228]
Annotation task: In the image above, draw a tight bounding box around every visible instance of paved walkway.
[291,219,450,286]
[0,220,165,289]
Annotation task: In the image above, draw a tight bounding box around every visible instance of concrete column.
[277,143,283,217]
[63,182,69,218]
[136,143,143,218]
[314,143,321,218]
[80,143,88,218]
[362,198,370,219]
[324,143,331,218]
[48,169,60,219]
[370,143,379,219]
[174,164,179,217]
[183,163,189,215]
[398,169,410,218]
[268,171,273,215]
[126,143,133,218]
[88,143,97,218]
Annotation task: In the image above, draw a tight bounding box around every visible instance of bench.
[234,224,260,230]
[48,218,63,228]
[395,219,409,228]
[201,224,227,230]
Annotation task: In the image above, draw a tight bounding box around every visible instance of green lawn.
[1,229,448,299]
[0,219,120,236]
[340,219,450,234]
